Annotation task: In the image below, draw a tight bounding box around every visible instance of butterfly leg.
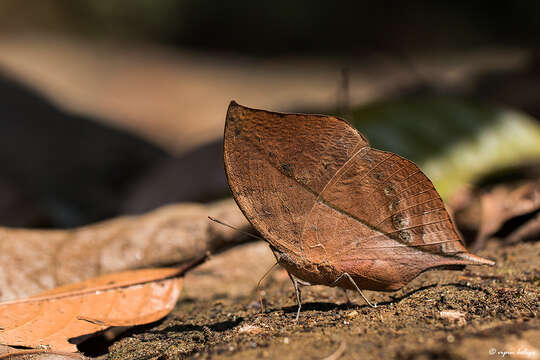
[286,273,312,322]
[334,273,377,308]
[288,273,302,322]
[268,245,311,321]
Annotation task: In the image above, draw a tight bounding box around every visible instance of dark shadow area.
[3,2,540,57]
[157,317,244,334]
[475,52,540,120]
[280,301,353,315]
[495,209,540,240]
[474,162,540,188]
[123,139,230,214]
[278,281,488,316]
[76,318,168,357]
[0,72,169,227]
[380,284,438,306]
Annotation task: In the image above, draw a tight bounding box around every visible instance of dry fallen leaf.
[479,181,540,238]
[0,262,201,352]
[474,179,540,249]
[0,198,249,302]
[0,345,85,359]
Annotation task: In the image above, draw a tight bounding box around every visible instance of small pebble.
[238,324,264,335]
[283,337,290,344]
[439,310,466,326]
[346,310,358,319]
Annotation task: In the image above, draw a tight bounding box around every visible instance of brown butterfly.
[223,101,494,320]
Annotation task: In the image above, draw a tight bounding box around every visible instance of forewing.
[224,102,368,255]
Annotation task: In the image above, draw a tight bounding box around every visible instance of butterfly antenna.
[255,261,280,292]
[251,261,280,313]
[208,216,265,242]
[208,216,277,312]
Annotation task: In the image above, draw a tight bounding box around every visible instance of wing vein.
[375,198,445,227]
[299,145,371,252]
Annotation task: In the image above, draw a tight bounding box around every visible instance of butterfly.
[223,101,494,320]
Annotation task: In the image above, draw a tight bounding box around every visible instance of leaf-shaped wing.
[224,101,368,256]
[224,102,493,291]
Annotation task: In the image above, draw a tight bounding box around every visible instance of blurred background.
[1,0,540,235]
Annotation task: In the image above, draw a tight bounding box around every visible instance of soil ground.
[105,240,539,360]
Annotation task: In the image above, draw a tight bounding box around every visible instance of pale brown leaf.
[0,267,188,352]
[475,180,540,247]
[0,198,250,302]
[0,345,85,359]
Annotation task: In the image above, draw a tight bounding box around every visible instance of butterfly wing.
[224,101,368,257]
[224,101,493,291]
